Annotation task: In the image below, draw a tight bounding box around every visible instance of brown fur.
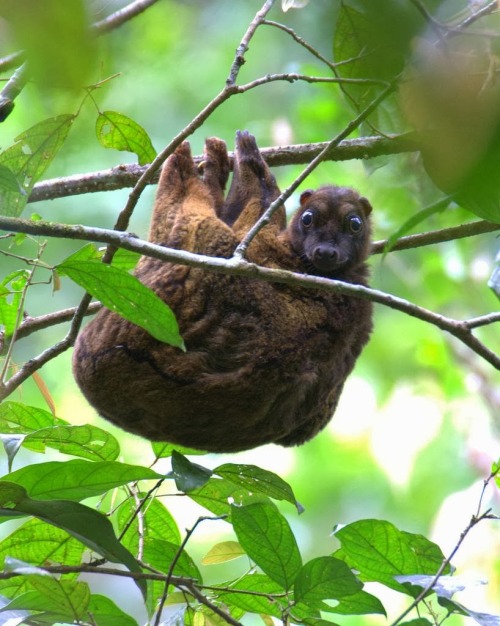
[72,131,373,452]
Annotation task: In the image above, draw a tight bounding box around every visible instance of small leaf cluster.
[0,401,496,625]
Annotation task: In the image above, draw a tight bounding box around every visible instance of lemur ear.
[299,189,314,207]
[359,197,372,216]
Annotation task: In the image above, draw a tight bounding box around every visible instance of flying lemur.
[73,131,373,452]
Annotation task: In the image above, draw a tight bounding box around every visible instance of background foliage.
[0,1,498,625]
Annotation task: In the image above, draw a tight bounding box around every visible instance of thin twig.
[226,0,276,86]
[154,516,225,626]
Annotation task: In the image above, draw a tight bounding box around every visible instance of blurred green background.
[0,0,498,623]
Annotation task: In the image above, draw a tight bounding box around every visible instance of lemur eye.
[347,214,363,234]
[301,209,315,228]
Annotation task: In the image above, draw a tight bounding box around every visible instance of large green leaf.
[85,594,139,626]
[294,556,362,604]
[333,519,447,594]
[231,502,302,590]
[2,459,162,501]
[0,115,75,217]
[0,577,90,623]
[217,574,285,619]
[215,463,303,512]
[0,482,146,597]
[58,244,184,349]
[96,111,157,165]
[22,425,120,462]
[0,519,84,600]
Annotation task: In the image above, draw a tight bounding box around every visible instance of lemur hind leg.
[219,130,285,232]
[202,137,230,216]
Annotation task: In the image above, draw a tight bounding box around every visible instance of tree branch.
[5,219,497,347]
[0,216,498,380]
[27,134,419,204]
[91,0,162,34]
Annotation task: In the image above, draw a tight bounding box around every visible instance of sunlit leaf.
[0,402,67,434]
[96,111,157,165]
[0,482,146,597]
[58,246,184,349]
[333,519,447,594]
[189,477,272,518]
[3,459,163,501]
[0,270,29,336]
[202,541,245,565]
[231,502,302,590]
[215,463,303,512]
[110,247,141,271]
[323,589,386,616]
[0,115,75,217]
[152,442,208,458]
[22,424,120,461]
[85,594,139,626]
[217,574,284,618]
[294,556,362,603]
[0,577,90,623]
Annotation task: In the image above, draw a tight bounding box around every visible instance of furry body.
[73,132,373,452]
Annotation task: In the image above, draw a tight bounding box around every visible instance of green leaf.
[85,594,139,626]
[142,537,201,580]
[383,197,452,255]
[111,247,141,271]
[333,519,447,594]
[0,114,75,217]
[0,578,90,622]
[333,1,417,132]
[117,492,181,553]
[152,441,208,458]
[231,502,302,590]
[3,459,163,501]
[189,477,272,518]
[0,165,22,193]
[217,574,284,618]
[58,246,184,349]
[215,463,303,512]
[294,556,362,604]
[22,424,120,461]
[202,541,246,565]
[171,451,212,492]
[0,518,84,600]
[0,482,146,597]
[0,402,67,433]
[323,589,386,616]
[0,270,29,336]
[96,111,157,165]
